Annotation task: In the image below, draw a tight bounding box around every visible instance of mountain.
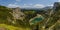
[41,6,53,10]
[21,6,53,11]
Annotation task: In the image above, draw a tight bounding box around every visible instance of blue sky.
[0,0,59,8]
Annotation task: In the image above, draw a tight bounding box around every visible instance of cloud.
[7,4,45,8]
[29,4,33,5]
[24,4,27,6]
[24,4,33,6]
[34,4,45,8]
[7,4,20,8]
[22,6,31,8]
[21,4,31,8]
[58,0,60,2]
[7,4,31,8]
[47,4,53,6]
[21,4,45,8]
[16,0,20,2]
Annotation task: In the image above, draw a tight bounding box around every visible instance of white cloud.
[16,0,20,1]
[29,4,33,5]
[58,0,60,2]
[14,3,18,4]
[34,4,45,8]
[47,4,53,6]
[22,6,31,8]
[7,4,45,8]
[22,4,45,8]
[24,4,27,6]
[7,4,32,8]
[7,4,20,8]
[21,4,31,8]
[24,4,33,6]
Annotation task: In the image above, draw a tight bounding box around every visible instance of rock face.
[53,2,60,30]
[53,2,60,11]
[9,7,26,24]
[12,7,25,20]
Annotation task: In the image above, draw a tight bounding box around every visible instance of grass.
[0,24,31,30]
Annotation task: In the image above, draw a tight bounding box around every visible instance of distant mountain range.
[21,6,53,10]
[41,6,53,10]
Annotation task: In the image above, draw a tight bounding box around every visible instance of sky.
[0,0,59,8]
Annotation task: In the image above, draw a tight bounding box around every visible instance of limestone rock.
[12,7,26,20]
